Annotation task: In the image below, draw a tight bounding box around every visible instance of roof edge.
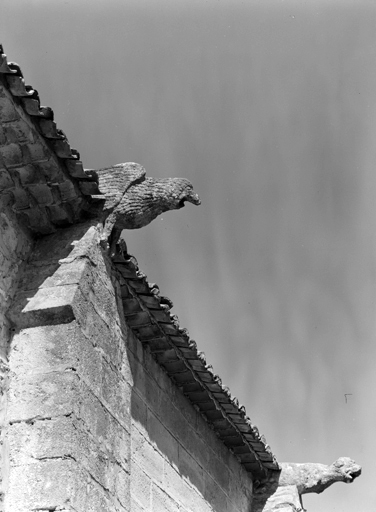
[112,244,279,480]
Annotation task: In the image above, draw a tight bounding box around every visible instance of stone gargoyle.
[253,457,361,512]
[87,162,201,254]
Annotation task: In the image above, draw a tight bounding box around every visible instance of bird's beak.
[187,192,201,206]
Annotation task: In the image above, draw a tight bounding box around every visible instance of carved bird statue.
[88,162,201,254]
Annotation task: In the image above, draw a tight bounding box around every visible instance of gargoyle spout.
[253,457,361,512]
[279,457,361,494]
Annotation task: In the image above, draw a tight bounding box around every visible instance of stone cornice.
[113,246,279,481]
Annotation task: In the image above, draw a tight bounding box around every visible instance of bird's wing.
[90,162,146,212]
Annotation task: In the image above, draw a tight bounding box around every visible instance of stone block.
[0,143,23,167]
[8,415,77,467]
[131,461,152,511]
[58,180,77,201]
[130,353,160,408]
[0,125,6,145]
[76,336,103,397]
[100,359,131,428]
[131,392,147,432]
[158,395,193,450]
[196,410,230,465]
[0,168,13,190]
[26,142,49,162]
[132,428,164,485]
[80,300,124,368]
[13,321,110,403]
[0,94,19,122]
[12,187,30,209]
[127,329,145,363]
[3,118,35,144]
[162,462,209,512]
[9,323,78,375]
[0,209,32,258]
[5,459,82,510]
[151,485,182,512]
[131,496,146,512]
[51,138,74,158]
[27,183,54,205]
[207,453,230,494]
[171,383,198,431]
[34,157,64,182]
[0,189,12,207]
[40,258,88,288]
[80,479,114,512]
[228,456,253,507]
[65,159,87,178]
[5,455,115,511]
[177,446,205,498]
[19,206,56,234]
[146,409,179,466]
[14,283,78,328]
[203,473,230,512]
[7,370,131,467]
[28,223,91,264]
[142,346,172,395]
[114,465,130,509]
[14,164,41,185]
[79,180,101,195]
[7,371,79,423]
[14,261,58,293]
[47,203,73,225]
[77,384,130,470]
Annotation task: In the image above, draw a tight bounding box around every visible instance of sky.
[1,0,375,510]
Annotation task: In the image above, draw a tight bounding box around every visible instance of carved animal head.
[159,177,201,210]
[332,457,362,483]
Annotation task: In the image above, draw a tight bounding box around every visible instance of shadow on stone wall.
[8,220,99,332]
[128,335,254,511]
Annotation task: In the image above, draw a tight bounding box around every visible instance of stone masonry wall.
[0,199,34,509]
[3,222,132,511]
[128,329,254,512]
[0,206,32,356]
[2,220,254,511]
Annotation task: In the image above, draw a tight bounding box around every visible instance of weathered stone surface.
[278,458,361,494]
[0,207,33,357]
[0,169,13,190]
[0,92,19,122]
[253,458,362,512]
[3,223,131,511]
[129,328,253,512]
[91,162,200,254]
[0,143,23,167]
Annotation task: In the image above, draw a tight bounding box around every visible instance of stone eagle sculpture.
[88,162,201,254]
